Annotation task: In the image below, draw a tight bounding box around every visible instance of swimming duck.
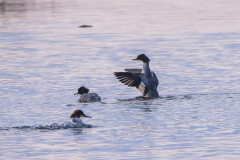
[114,54,160,99]
[74,86,101,103]
[70,110,91,125]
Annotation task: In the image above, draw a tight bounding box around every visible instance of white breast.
[72,118,84,125]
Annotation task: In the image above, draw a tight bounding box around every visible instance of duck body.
[72,118,84,126]
[72,117,84,125]
[75,86,101,103]
[78,93,101,103]
[70,110,91,126]
[114,54,160,99]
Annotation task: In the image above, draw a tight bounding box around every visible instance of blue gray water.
[1,0,240,159]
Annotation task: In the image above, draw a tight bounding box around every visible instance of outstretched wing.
[114,72,141,87]
[114,72,149,97]
[124,68,142,73]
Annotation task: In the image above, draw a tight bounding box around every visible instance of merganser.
[70,110,92,125]
[74,86,101,103]
[114,54,160,99]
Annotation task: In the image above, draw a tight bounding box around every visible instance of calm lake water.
[1,0,240,159]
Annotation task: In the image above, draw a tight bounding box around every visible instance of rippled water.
[1,0,240,159]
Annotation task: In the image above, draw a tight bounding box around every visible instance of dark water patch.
[116,97,155,105]
[116,94,191,105]
[162,95,178,100]
[163,92,240,100]
[79,25,93,28]
[113,92,240,107]
[0,127,11,131]
[65,104,75,107]
[117,97,151,102]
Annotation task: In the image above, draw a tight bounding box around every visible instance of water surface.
[1,0,240,159]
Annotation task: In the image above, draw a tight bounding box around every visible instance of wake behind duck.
[1,110,94,131]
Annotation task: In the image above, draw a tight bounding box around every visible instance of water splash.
[36,122,93,130]
[0,122,94,131]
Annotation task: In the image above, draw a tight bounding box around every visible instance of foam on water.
[0,122,94,131]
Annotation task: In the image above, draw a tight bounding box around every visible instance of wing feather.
[114,72,141,87]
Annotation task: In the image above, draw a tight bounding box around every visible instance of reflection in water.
[71,128,84,135]
[0,0,58,16]
[0,0,29,14]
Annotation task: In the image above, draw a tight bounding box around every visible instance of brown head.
[74,86,89,95]
[70,110,92,118]
[132,54,150,63]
